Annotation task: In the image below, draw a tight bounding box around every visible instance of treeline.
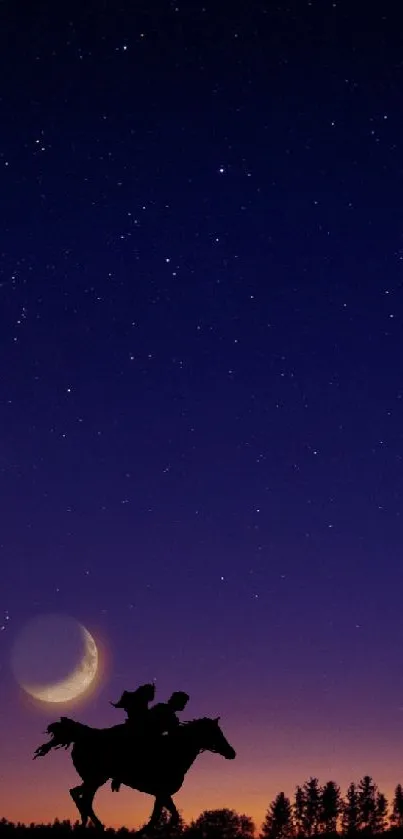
[260,777,403,837]
[2,777,403,838]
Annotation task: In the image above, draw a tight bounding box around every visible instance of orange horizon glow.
[2,773,402,832]
[2,717,403,831]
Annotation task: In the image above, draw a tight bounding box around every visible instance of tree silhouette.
[391,785,403,829]
[342,783,359,836]
[357,776,377,833]
[303,778,322,836]
[294,786,307,837]
[373,793,389,834]
[6,776,403,839]
[151,810,185,838]
[320,781,342,834]
[260,793,294,839]
[186,809,255,839]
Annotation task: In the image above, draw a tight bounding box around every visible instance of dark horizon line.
[3,773,403,836]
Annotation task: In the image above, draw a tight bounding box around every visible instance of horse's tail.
[33,717,84,760]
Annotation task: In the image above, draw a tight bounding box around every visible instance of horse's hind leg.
[162,797,180,829]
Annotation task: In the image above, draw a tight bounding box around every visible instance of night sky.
[1,0,403,830]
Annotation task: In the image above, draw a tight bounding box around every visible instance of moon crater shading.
[11,614,98,703]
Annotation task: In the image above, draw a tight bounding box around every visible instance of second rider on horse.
[110,684,190,792]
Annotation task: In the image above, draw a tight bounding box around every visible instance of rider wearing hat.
[110,683,155,725]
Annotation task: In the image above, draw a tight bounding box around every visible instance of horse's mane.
[177,717,218,738]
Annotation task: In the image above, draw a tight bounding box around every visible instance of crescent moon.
[23,626,98,703]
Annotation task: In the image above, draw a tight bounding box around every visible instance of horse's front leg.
[162,796,180,828]
[138,797,164,835]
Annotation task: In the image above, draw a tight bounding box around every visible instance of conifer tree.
[260,793,294,839]
[294,786,307,838]
[357,776,377,832]
[373,792,388,834]
[320,781,342,833]
[342,783,359,836]
[391,784,403,828]
[303,778,321,836]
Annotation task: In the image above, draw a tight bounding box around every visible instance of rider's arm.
[166,714,180,732]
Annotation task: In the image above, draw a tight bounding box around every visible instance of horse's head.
[190,717,236,760]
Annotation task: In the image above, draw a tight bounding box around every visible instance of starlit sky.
[1,0,403,831]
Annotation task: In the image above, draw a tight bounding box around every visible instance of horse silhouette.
[34,715,236,832]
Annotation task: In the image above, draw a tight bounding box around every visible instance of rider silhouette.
[146,691,190,736]
[110,683,155,725]
[111,690,190,792]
